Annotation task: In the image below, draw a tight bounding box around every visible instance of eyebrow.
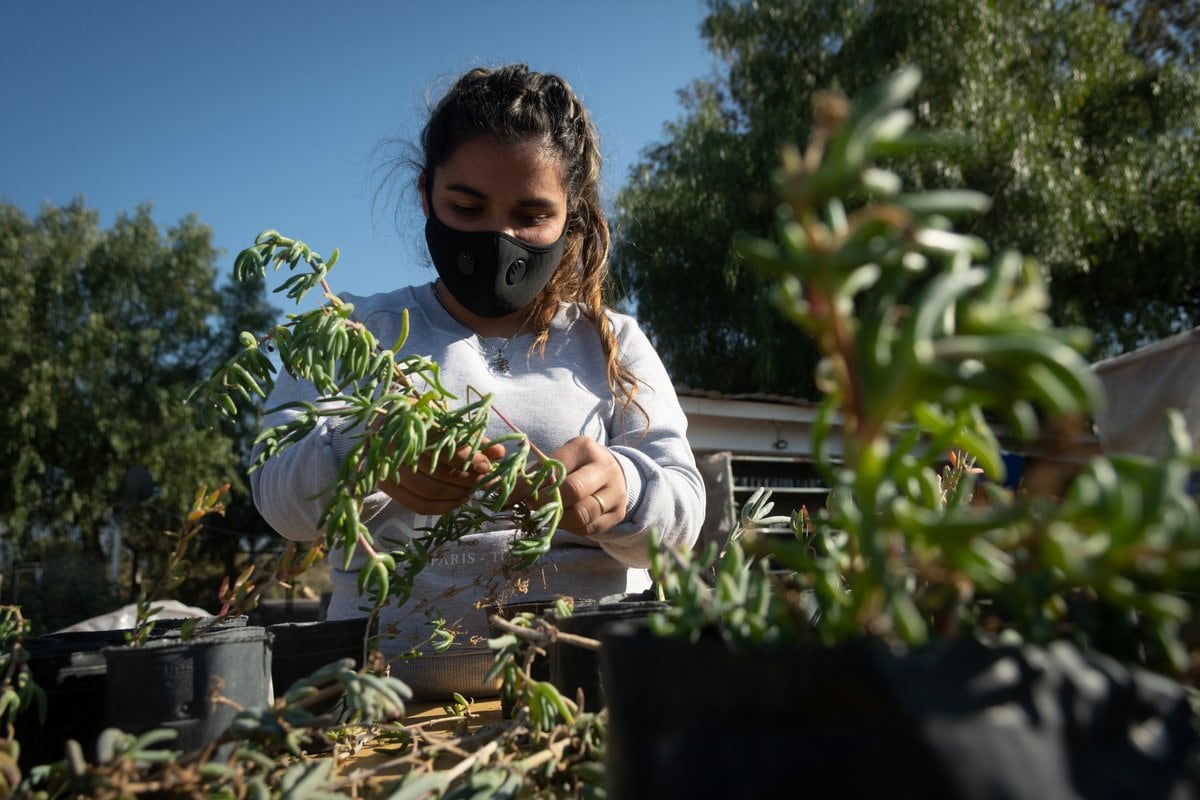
[443,182,560,209]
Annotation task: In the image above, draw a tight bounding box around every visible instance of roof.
[674,385,820,409]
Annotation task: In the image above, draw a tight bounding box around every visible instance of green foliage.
[189,230,566,616]
[0,607,43,794]
[20,657,415,797]
[613,0,1200,397]
[649,67,1200,682]
[14,617,605,796]
[1094,0,1200,65]
[0,200,277,607]
[2,222,595,797]
[0,608,42,727]
[12,547,119,637]
[486,599,583,733]
[127,484,245,646]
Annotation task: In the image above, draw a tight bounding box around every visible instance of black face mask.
[424,206,567,318]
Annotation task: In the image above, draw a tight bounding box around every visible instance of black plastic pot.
[17,616,249,768]
[600,626,1198,800]
[18,630,125,769]
[267,617,374,710]
[102,625,271,754]
[860,637,1199,799]
[548,595,666,712]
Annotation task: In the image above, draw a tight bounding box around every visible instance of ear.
[418,172,430,219]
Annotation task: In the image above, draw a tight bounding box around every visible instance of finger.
[502,461,578,510]
[441,440,507,477]
[465,441,507,474]
[543,436,592,474]
[380,477,472,515]
[481,440,507,459]
[392,466,477,501]
[555,460,613,508]
[589,491,610,518]
[559,491,612,536]
[418,451,491,488]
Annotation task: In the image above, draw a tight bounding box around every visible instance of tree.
[612,0,1200,397]
[1093,0,1200,65]
[0,200,277,609]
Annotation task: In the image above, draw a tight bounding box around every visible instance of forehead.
[434,136,567,199]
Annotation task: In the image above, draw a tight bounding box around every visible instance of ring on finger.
[591,492,607,515]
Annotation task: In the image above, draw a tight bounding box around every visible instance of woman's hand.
[379,440,506,515]
[535,436,627,536]
[379,433,626,536]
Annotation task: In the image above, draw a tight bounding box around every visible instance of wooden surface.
[405,698,504,728]
[334,697,507,791]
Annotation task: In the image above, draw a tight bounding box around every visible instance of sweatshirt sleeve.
[587,314,705,568]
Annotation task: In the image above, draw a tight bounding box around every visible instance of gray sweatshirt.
[251,281,704,698]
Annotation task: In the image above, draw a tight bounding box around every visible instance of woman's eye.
[452,205,481,216]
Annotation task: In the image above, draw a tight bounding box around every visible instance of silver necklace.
[477,334,517,374]
[432,283,522,374]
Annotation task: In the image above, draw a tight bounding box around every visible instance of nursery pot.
[600,624,948,800]
[102,625,271,754]
[16,616,249,768]
[18,629,127,769]
[600,626,1198,800]
[267,617,374,711]
[857,636,1199,799]
[548,594,666,712]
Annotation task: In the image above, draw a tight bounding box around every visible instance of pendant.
[491,355,510,374]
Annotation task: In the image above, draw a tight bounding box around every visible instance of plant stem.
[488,615,602,651]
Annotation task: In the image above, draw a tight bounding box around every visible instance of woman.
[251,64,704,698]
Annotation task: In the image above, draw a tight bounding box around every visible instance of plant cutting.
[6,514,599,796]
[602,66,1200,799]
[186,231,567,648]
[126,483,241,646]
[125,480,330,660]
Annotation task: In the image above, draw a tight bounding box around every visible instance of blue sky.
[1,1,716,300]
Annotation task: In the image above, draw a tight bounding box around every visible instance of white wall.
[678,394,842,459]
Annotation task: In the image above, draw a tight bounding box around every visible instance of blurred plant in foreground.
[651,67,1200,682]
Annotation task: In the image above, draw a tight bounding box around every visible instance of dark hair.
[419,64,641,418]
